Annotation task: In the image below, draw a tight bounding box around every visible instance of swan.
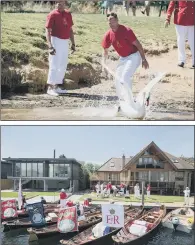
[101,60,166,120]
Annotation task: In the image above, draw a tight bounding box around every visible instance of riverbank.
[2,13,194,120]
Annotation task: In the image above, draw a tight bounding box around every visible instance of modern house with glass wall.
[96,141,194,195]
[2,157,83,192]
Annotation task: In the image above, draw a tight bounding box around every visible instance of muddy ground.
[1,50,194,120]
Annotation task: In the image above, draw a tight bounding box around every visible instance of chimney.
[122,153,125,169]
[54,149,56,159]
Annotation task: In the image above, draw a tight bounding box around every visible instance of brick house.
[95,142,194,195]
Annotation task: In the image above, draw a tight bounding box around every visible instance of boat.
[162,207,194,233]
[1,204,59,223]
[59,206,144,245]
[2,216,57,232]
[28,214,102,242]
[112,205,166,245]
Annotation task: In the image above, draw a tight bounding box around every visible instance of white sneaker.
[55,87,67,94]
[47,88,59,96]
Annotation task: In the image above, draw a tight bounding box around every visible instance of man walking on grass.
[101,13,149,109]
[45,0,76,96]
[165,1,194,68]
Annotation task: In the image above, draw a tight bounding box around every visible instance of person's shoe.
[55,87,67,94]
[178,62,184,68]
[47,88,59,96]
[191,64,195,69]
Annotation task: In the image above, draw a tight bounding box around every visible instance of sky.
[1,126,194,164]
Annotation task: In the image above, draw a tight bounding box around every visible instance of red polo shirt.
[102,25,138,57]
[60,192,67,200]
[45,9,74,39]
[106,184,112,190]
[66,200,74,207]
[167,1,195,26]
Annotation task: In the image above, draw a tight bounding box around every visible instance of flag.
[18,178,23,210]
[57,206,78,233]
[1,199,18,219]
[102,204,124,228]
[26,202,46,227]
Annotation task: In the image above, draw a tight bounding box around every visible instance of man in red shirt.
[101,13,149,111]
[66,199,74,207]
[165,1,194,68]
[106,182,112,195]
[60,189,67,208]
[45,0,76,96]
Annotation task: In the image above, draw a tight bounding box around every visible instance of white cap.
[61,189,65,192]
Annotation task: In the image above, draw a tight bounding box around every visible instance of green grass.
[80,193,184,203]
[1,192,59,198]
[2,12,176,68]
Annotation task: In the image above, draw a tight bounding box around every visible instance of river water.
[1,226,194,245]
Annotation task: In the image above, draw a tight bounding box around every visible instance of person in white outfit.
[101,13,149,111]
[183,187,190,206]
[165,1,194,68]
[136,183,141,199]
[134,183,138,198]
[95,182,101,197]
[45,0,76,96]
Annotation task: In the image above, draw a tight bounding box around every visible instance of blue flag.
[26,202,46,227]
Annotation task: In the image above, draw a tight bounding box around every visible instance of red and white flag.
[57,206,78,233]
[1,199,18,219]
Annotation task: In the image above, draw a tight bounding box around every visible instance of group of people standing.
[95,182,151,198]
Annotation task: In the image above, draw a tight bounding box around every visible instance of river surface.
[1,226,194,245]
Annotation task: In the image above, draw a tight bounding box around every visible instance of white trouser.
[175,25,194,65]
[47,36,69,85]
[147,191,150,197]
[115,51,141,101]
[60,199,66,208]
[184,196,190,205]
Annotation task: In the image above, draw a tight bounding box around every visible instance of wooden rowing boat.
[28,214,102,242]
[60,206,144,245]
[162,207,194,233]
[112,205,166,245]
[2,217,57,232]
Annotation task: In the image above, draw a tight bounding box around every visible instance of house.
[2,156,85,192]
[96,142,194,195]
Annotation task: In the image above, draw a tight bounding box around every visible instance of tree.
[83,162,101,174]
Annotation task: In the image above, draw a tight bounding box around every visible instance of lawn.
[2,12,176,68]
[1,12,177,90]
[1,192,59,199]
[80,193,184,203]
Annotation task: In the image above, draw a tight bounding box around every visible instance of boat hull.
[162,220,192,233]
[28,216,102,242]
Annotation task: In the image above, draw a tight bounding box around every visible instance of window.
[159,172,169,182]
[151,172,159,181]
[49,164,54,177]
[175,171,184,181]
[21,163,26,177]
[27,163,32,177]
[110,161,115,167]
[125,171,128,178]
[32,163,37,177]
[15,163,21,177]
[38,163,43,177]
[138,172,148,181]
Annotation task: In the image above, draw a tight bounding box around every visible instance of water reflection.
[1,226,194,245]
